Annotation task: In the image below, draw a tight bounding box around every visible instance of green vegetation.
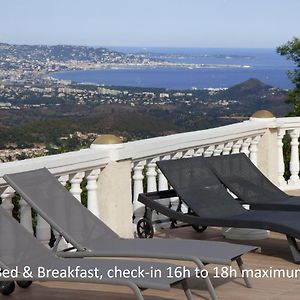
[277,37,300,116]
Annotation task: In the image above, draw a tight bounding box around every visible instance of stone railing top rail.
[276,117,300,129]
[118,119,275,161]
[0,148,110,187]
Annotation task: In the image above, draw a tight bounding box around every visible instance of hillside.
[0,42,158,64]
[215,78,290,115]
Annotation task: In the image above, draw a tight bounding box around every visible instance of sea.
[53,47,295,90]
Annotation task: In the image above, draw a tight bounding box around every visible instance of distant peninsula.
[0,42,250,85]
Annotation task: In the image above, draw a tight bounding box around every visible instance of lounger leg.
[236,257,252,288]
[182,280,193,300]
[126,282,144,300]
[286,235,300,263]
[193,258,218,300]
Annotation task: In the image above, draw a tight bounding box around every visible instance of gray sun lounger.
[0,205,196,300]
[138,157,300,263]
[205,153,300,211]
[3,168,258,300]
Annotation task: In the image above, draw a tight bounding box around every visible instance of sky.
[0,0,299,48]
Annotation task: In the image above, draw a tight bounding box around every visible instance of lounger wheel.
[0,281,15,295]
[192,225,207,233]
[16,280,33,288]
[137,218,154,238]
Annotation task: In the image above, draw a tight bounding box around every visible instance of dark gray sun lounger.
[3,168,258,300]
[0,205,196,300]
[205,153,300,211]
[138,157,300,263]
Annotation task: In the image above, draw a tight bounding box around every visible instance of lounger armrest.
[138,190,204,226]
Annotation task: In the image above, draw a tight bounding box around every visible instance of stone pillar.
[91,135,133,238]
[97,160,134,238]
[250,110,278,185]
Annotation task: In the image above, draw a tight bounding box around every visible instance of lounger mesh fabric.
[0,205,190,291]
[157,158,300,241]
[205,153,289,205]
[3,168,257,265]
[4,168,118,249]
[157,158,245,218]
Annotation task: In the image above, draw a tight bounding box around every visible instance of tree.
[277,37,300,115]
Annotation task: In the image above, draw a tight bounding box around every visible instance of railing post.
[249,112,281,186]
[91,136,133,238]
[98,160,134,238]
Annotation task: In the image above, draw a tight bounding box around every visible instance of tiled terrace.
[7,227,300,300]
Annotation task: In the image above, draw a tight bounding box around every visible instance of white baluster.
[241,138,251,156]
[277,129,287,187]
[222,142,233,155]
[169,196,180,213]
[1,187,15,216]
[158,155,170,191]
[156,155,171,229]
[36,215,51,248]
[86,169,101,218]
[19,197,33,234]
[146,159,158,193]
[183,149,195,158]
[54,174,70,250]
[232,139,243,154]
[213,144,224,156]
[194,147,204,157]
[288,129,300,186]
[249,135,261,166]
[168,152,183,219]
[146,158,160,230]
[172,151,183,159]
[58,174,69,186]
[69,172,85,201]
[204,145,215,157]
[132,161,146,224]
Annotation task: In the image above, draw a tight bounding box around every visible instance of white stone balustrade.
[2,115,300,240]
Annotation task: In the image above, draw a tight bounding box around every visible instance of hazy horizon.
[1,0,299,48]
[0,41,284,51]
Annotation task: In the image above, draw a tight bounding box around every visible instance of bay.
[53,48,295,90]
